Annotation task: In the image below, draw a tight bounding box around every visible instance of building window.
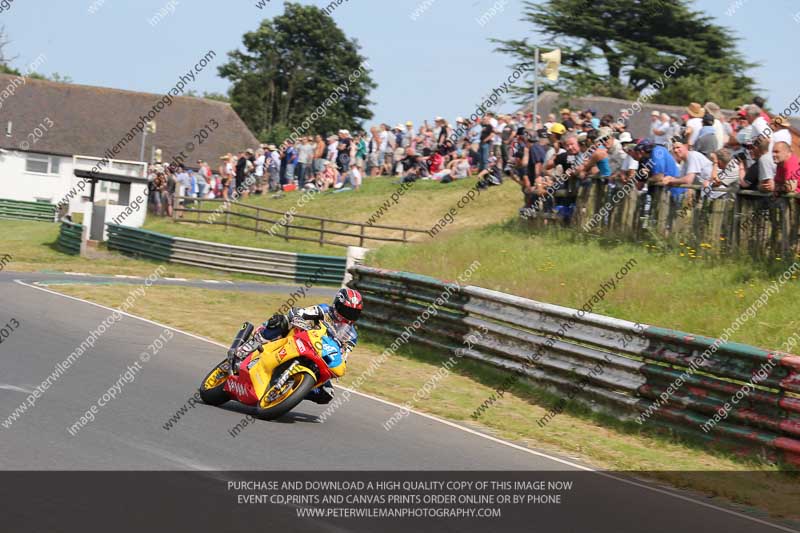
[99,181,120,193]
[25,154,61,175]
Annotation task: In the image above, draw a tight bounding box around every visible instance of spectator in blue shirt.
[282,142,298,185]
[635,138,683,198]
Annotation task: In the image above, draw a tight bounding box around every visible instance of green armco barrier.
[348,264,800,467]
[106,224,345,285]
[56,221,82,255]
[0,198,57,222]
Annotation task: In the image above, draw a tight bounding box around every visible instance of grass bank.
[369,221,800,350]
[0,219,295,283]
[144,175,519,254]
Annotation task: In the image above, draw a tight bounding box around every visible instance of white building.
[0,74,260,234]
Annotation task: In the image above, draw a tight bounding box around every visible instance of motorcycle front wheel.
[199,360,231,406]
[255,371,317,420]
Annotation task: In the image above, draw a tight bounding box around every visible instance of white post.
[533,47,540,130]
[343,246,369,287]
[79,222,90,257]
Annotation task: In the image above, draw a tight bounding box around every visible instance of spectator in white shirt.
[708,148,742,200]
[651,112,670,146]
[744,104,772,149]
[771,116,793,148]
[492,113,505,158]
[664,137,713,188]
[685,102,705,147]
[704,102,727,148]
[343,162,362,190]
[649,111,661,140]
[268,145,281,192]
[254,148,266,192]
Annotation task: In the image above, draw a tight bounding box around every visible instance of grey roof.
[0,74,259,166]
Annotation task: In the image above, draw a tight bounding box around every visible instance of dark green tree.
[219,2,375,142]
[495,0,757,108]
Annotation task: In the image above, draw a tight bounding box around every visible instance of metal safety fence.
[56,220,82,255]
[0,198,57,222]
[106,224,346,284]
[348,264,800,466]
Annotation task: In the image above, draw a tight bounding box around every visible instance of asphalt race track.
[0,273,797,533]
[1,270,339,296]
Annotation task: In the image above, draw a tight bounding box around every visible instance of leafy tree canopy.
[495,0,757,108]
[219,2,375,142]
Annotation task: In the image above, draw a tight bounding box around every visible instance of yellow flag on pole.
[541,48,561,81]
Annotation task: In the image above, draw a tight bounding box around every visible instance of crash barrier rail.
[56,220,82,255]
[0,198,57,222]
[171,196,428,248]
[106,224,346,284]
[528,177,800,261]
[349,265,800,466]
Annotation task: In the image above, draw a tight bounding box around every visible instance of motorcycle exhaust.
[227,322,254,375]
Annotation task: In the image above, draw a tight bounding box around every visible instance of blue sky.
[3,0,796,130]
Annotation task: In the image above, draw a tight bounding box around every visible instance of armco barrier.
[0,198,57,222]
[348,265,800,466]
[106,224,346,284]
[56,221,82,255]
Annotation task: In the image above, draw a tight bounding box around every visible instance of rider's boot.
[307,381,335,405]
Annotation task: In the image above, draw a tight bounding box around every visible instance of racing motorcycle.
[198,315,345,420]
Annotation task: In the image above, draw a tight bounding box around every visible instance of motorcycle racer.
[250,288,363,405]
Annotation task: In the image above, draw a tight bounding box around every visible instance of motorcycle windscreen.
[320,335,345,377]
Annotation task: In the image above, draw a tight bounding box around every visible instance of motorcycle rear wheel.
[255,371,317,420]
[199,360,231,406]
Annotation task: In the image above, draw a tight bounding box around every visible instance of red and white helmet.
[333,288,363,323]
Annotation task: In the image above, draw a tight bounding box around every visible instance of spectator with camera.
[739,136,774,192]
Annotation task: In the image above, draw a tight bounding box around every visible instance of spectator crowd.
[146,96,798,223]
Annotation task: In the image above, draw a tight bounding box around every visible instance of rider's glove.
[252,327,268,345]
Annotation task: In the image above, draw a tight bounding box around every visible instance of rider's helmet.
[333,288,363,323]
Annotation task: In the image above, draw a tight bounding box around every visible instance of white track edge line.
[335,390,796,532]
[12,279,798,532]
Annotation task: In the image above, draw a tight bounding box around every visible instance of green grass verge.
[369,221,800,351]
[0,219,322,284]
[144,175,520,254]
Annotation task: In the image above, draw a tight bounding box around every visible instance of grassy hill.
[144,176,520,255]
[369,221,800,350]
